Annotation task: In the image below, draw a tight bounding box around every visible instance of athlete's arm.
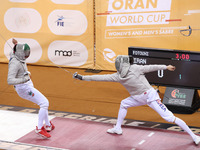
[167,65,176,71]
[73,72,119,82]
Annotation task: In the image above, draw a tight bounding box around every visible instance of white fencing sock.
[175,117,197,140]
[38,107,50,129]
[115,107,127,129]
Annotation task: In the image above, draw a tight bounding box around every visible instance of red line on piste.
[165,19,182,22]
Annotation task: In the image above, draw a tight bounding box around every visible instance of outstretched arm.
[139,64,167,74]
[139,64,175,74]
[73,72,119,82]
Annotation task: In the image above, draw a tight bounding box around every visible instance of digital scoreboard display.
[128,47,200,89]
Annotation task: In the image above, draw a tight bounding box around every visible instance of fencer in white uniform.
[73,55,200,145]
[7,39,54,138]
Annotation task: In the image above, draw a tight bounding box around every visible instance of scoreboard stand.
[162,87,200,114]
[128,46,200,114]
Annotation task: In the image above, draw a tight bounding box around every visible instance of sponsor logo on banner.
[171,89,186,99]
[55,50,72,57]
[51,0,84,5]
[4,8,42,33]
[4,38,42,63]
[48,41,88,67]
[168,89,187,106]
[9,0,37,3]
[48,10,88,35]
[107,0,172,26]
[103,48,116,63]
[55,16,65,27]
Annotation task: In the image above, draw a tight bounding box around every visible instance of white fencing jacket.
[7,54,30,85]
[83,64,167,96]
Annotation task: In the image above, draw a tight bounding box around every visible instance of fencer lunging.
[73,55,200,145]
[7,38,55,138]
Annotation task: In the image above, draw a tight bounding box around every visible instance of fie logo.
[55,15,65,27]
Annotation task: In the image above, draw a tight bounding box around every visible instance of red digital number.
[186,54,190,60]
[176,53,179,59]
[182,54,185,59]
[176,53,190,60]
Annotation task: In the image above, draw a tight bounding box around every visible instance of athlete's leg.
[107,96,145,134]
[115,96,145,129]
[16,86,51,128]
[148,100,197,141]
[174,117,198,141]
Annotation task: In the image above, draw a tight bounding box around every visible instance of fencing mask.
[13,43,30,62]
[115,55,131,78]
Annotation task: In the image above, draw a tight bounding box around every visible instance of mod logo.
[48,40,88,67]
[55,50,72,57]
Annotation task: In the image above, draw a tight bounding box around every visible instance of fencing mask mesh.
[14,43,30,61]
[115,55,130,78]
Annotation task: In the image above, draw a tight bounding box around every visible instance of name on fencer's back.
[55,50,72,56]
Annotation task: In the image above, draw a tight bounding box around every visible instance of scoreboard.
[128,47,200,89]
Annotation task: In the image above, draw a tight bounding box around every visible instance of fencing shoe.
[107,127,123,135]
[194,136,200,145]
[35,126,51,138]
[44,121,55,132]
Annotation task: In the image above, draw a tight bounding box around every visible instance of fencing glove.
[73,72,83,80]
